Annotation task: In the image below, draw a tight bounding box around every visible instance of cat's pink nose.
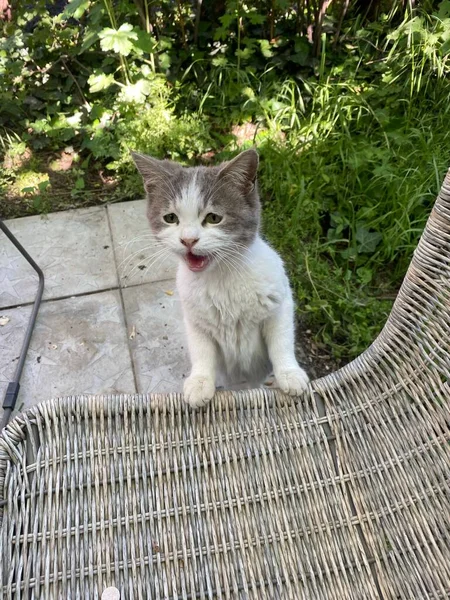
[180,237,199,248]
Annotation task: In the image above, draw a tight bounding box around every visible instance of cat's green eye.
[204,213,223,225]
[163,213,179,224]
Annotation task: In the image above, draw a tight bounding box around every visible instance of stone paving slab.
[108,200,177,288]
[0,206,117,308]
[0,290,136,416]
[0,199,192,423]
[122,281,190,394]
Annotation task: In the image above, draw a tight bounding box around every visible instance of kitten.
[132,149,309,407]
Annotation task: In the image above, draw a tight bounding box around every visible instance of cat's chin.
[184,251,211,272]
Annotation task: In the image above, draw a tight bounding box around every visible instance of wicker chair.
[1,170,450,599]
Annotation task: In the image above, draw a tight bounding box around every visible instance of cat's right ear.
[131,152,180,194]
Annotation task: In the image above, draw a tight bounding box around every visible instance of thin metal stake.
[0,220,44,431]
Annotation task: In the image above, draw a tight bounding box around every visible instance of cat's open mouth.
[185,252,210,272]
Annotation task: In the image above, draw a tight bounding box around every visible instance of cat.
[132,148,309,407]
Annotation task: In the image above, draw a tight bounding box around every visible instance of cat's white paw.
[184,374,216,408]
[275,367,309,396]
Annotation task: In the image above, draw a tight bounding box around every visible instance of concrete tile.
[0,291,136,417]
[0,206,117,308]
[122,281,190,394]
[108,200,178,287]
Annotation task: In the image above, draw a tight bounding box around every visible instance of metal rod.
[0,220,44,430]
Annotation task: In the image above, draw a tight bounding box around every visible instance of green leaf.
[63,0,90,19]
[88,72,116,93]
[38,180,51,192]
[75,177,85,189]
[119,79,152,103]
[356,267,373,285]
[355,226,382,253]
[259,39,273,58]
[99,23,138,56]
[247,12,265,25]
[133,29,157,55]
[158,52,171,70]
[81,27,99,53]
[438,0,450,19]
[212,56,227,67]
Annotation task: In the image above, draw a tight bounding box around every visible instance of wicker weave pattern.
[1,171,450,599]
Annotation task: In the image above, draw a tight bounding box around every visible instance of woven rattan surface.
[1,171,450,599]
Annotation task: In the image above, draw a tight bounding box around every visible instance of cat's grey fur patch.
[131,150,260,247]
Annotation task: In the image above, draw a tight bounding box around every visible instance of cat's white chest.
[177,237,289,381]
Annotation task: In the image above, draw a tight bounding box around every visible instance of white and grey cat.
[132,148,309,407]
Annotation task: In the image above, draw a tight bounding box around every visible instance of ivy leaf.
[88,72,116,92]
[355,226,382,253]
[99,23,138,56]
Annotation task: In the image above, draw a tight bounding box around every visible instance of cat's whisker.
[224,248,253,265]
[215,253,234,280]
[124,247,169,277]
[121,234,162,251]
[215,252,247,286]
[120,247,169,279]
[219,248,252,271]
[123,248,171,282]
[118,243,165,271]
[222,254,247,277]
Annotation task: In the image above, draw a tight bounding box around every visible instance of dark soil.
[0,147,122,219]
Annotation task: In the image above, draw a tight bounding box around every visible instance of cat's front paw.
[184,374,216,408]
[275,367,309,396]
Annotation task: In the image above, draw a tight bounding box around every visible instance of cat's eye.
[204,213,223,225]
[163,213,179,224]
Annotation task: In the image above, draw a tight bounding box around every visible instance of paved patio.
[0,200,192,420]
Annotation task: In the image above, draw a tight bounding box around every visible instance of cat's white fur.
[178,236,310,407]
[168,177,309,407]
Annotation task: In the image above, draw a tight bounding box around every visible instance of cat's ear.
[218,149,259,195]
[131,152,180,194]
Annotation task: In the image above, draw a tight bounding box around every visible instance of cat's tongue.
[185,252,210,272]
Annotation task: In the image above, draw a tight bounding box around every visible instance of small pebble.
[102,587,120,600]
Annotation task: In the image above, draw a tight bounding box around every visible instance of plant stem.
[61,57,91,109]
[176,0,187,49]
[103,0,131,83]
[194,0,203,45]
[314,0,333,57]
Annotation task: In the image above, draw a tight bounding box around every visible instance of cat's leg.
[263,296,309,396]
[183,318,217,408]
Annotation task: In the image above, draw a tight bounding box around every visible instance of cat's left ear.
[218,149,259,195]
[131,151,181,194]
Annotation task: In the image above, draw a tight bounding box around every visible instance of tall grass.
[243,10,450,358]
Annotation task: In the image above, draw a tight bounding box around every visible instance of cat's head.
[131,149,260,272]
